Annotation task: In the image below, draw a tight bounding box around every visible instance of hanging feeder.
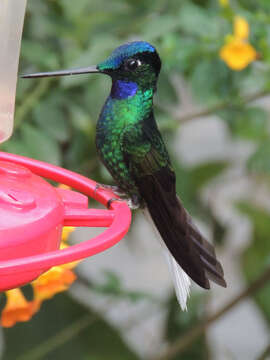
[0,1,131,291]
[0,152,131,291]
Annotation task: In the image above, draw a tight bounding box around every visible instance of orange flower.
[219,16,257,71]
[1,289,40,328]
[1,181,79,327]
[1,222,78,327]
[32,266,77,302]
[32,223,77,302]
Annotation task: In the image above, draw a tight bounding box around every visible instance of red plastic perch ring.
[0,152,131,291]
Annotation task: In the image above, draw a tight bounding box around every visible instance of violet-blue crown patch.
[97,41,156,71]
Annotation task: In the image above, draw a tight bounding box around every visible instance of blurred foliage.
[4,293,139,360]
[85,270,157,302]
[1,0,270,358]
[237,202,270,324]
[165,294,209,360]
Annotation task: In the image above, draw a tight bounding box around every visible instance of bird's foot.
[95,183,141,210]
[107,194,141,210]
[126,197,140,210]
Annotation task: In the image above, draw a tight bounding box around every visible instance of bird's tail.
[136,164,226,309]
[143,209,191,310]
[137,170,226,307]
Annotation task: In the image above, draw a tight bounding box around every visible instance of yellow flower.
[61,226,75,242]
[32,266,77,302]
[32,241,78,302]
[1,289,40,328]
[58,185,75,242]
[234,16,249,40]
[219,0,229,7]
[219,38,257,70]
[219,16,257,71]
[58,184,71,190]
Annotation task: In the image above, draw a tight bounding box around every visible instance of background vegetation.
[1,0,270,359]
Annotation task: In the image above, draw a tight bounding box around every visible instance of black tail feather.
[136,168,226,289]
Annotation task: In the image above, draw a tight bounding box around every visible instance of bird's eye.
[125,59,142,71]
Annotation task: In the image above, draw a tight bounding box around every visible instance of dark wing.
[123,116,226,289]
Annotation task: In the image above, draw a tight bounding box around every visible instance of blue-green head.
[97,41,161,85]
[22,41,161,94]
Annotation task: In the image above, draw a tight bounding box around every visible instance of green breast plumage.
[96,85,154,194]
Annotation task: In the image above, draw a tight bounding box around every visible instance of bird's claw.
[95,183,141,210]
[126,198,140,210]
[107,196,140,210]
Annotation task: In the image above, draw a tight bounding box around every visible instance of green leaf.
[33,95,70,143]
[160,35,199,72]
[229,107,268,140]
[99,271,122,291]
[191,59,231,105]
[189,161,228,191]
[64,129,95,172]
[69,105,94,133]
[0,137,33,159]
[173,160,227,220]
[143,15,181,41]
[173,159,193,211]
[212,213,227,246]
[21,40,60,70]
[178,3,220,38]
[91,271,154,302]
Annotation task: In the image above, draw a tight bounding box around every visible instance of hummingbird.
[22,41,226,309]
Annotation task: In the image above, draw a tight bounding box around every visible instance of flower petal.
[61,226,75,242]
[219,38,257,70]
[234,16,249,40]
[32,267,77,302]
[1,289,39,327]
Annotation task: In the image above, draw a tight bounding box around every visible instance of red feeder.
[0,151,131,291]
[0,1,131,292]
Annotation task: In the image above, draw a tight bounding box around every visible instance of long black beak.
[21,65,100,78]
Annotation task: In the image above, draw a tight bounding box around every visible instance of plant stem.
[163,89,270,123]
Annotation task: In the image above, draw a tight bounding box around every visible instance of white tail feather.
[143,209,191,310]
[163,248,190,310]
